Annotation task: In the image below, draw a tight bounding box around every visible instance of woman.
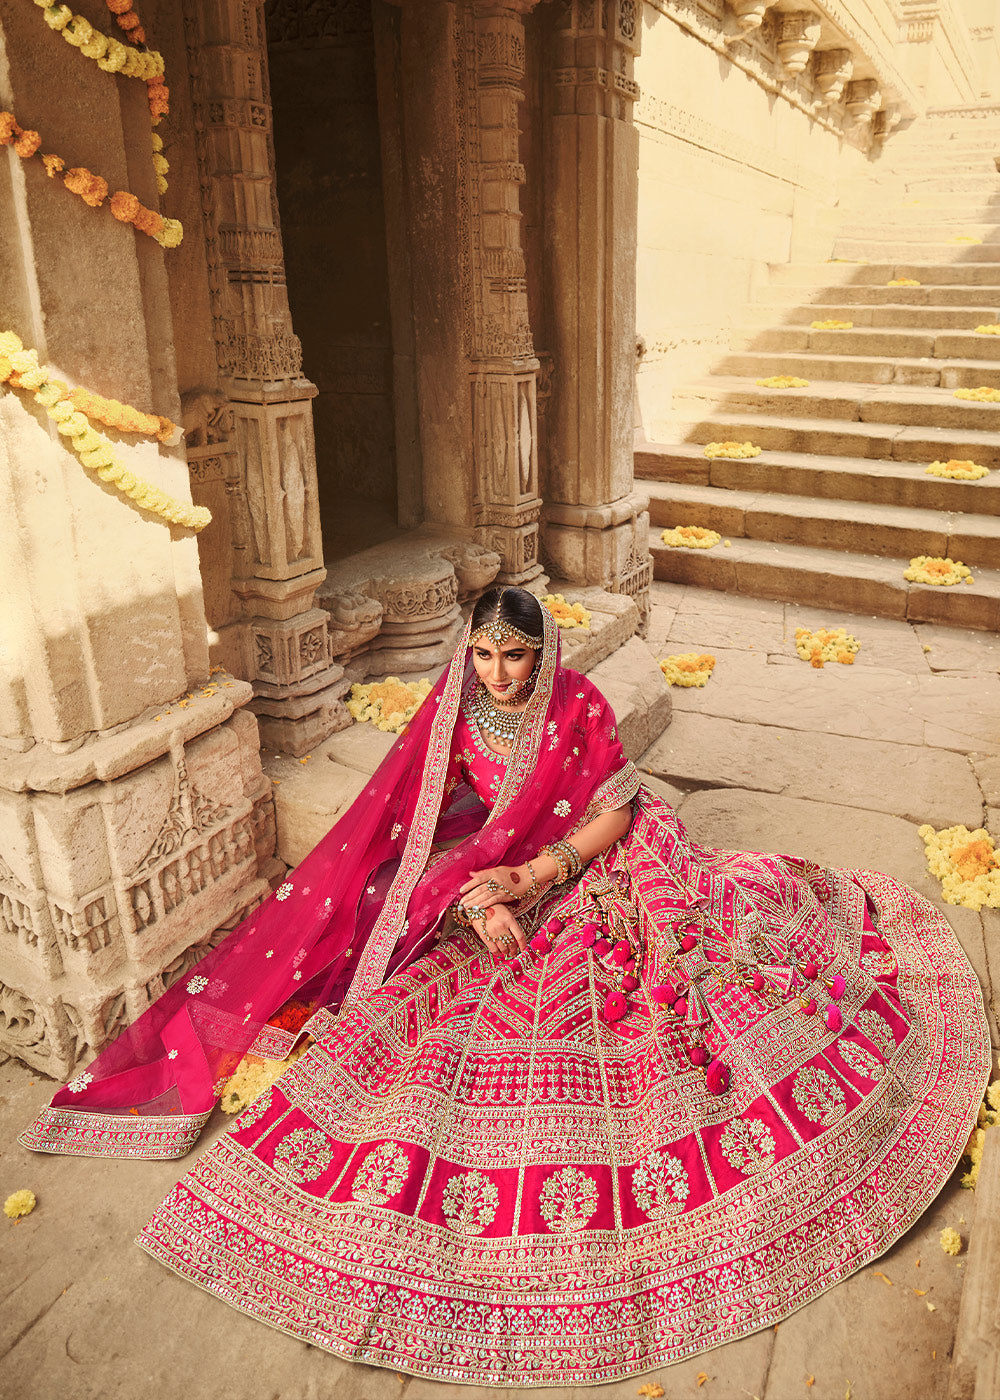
[21,587,990,1386]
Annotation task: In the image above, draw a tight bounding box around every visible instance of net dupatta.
[20,603,639,1160]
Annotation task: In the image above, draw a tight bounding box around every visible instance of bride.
[21,586,990,1386]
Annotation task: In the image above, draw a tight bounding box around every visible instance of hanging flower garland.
[0,331,210,532]
[659,654,716,688]
[954,387,1000,403]
[0,111,181,245]
[703,441,760,459]
[794,627,860,667]
[925,459,990,481]
[904,556,974,586]
[661,526,721,549]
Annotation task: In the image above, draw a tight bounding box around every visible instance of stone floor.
[2,580,998,1400]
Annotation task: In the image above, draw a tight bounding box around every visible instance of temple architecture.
[1,0,996,1074]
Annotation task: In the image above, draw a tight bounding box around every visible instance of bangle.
[538,840,582,885]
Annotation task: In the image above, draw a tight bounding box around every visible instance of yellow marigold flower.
[659,653,716,688]
[703,441,761,459]
[661,525,722,549]
[954,386,1000,403]
[888,278,921,287]
[975,325,1000,336]
[541,593,592,631]
[755,376,810,389]
[925,459,989,481]
[811,320,853,331]
[918,823,1000,910]
[904,556,973,587]
[794,627,860,667]
[939,1227,962,1255]
[3,1189,36,1219]
[155,218,184,249]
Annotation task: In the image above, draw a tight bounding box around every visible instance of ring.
[484,879,516,897]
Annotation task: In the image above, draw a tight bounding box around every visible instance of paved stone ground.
[2,581,997,1400]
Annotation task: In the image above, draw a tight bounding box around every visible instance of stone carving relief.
[777,11,822,75]
[814,47,854,105]
[264,0,372,47]
[181,389,236,448]
[846,77,881,126]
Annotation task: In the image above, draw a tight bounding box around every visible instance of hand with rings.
[459,865,523,912]
[458,901,527,959]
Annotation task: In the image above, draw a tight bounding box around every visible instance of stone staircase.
[642,117,1000,630]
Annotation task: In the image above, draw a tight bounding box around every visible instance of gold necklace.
[471,682,526,746]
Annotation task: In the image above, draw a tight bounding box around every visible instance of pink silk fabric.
[21,607,639,1159]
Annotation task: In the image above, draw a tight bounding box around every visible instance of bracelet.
[538,840,582,885]
[522,859,541,903]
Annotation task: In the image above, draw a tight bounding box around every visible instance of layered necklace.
[471,680,529,748]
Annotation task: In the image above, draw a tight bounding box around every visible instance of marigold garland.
[794,627,860,668]
[659,653,716,687]
[347,677,432,734]
[975,324,1000,336]
[755,376,810,388]
[1,331,208,531]
[703,441,761,460]
[811,320,853,331]
[904,556,974,586]
[541,593,592,630]
[918,823,1000,910]
[33,2,164,80]
[661,526,721,549]
[960,1079,1000,1189]
[0,109,181,246]
[925,459,990,481]
[888,278,921,287]
[954,387,1000,403]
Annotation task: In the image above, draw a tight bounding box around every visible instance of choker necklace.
[471,682,527,747]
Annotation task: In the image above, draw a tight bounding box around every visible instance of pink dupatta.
[21,606,640,1159]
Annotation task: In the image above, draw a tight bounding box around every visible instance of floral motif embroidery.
[839,1041,884,1081]
[855,1009,896,1059]
[792,1066,846,1125]
[167,1049,178,1060]
[860,951,897,977]
[186,975,208,994]
[554,799,571,817]
[539,1166,599,1233]
[351,1141,411,1205]
[719,1119,776,1175]
[631,1149,690,1217]
[272,1127,334,1184]
[275,882,294,901]
[442,1169,499,1235]
[67,1071,93,1093]
[391,824,403,840]
[234,1085,273,1131]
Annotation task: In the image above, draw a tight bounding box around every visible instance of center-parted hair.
[470,586,544,644]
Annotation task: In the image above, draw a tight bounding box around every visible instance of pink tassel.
[603,990,628,1023]
[830,974,846,1000]
[651,984,675,1005]
[799,998,817,1016]
[689,1045,710,1067]
[706,1060,730,1095]
[594,937,612,956]
[673,996,688,1019]
[577,923,597,948]
[612,940,632,966]
[622,974,639,992]
[752,971,766,993]
[543,917,563,937]
[825,1004,843,1032]
[803,960,819,980]
[529,933,550,955]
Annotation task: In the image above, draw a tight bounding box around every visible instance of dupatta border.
[18,1104,211,1160]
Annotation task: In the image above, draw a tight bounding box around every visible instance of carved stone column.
[182,0,348,755]
[541,0,651,626]
[460,0,544,585]
[0,1,275,1075]
[776,11,822,77]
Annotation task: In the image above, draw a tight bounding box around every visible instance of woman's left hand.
[459,865,525,909]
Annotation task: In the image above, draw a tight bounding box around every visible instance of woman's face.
[472,638,537,701]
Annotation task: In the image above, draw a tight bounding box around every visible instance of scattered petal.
[3,1190,36,1219]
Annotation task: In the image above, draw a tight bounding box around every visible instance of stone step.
[645,478,1000,568]
[730,323,1000,361]
[898,175,1000,195]
[648,531,1000,630]
[838,222,1000,241]
[743,302,1000,330]
[757,284,1000,307]
[671,409,1000,464]
[675,377,1000,434]
[832,240,1000,262]
[715,349,1000,390]
[766,262,1000,287]
[634,441,1000,517]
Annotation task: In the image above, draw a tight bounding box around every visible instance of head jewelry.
[469,587,543,650]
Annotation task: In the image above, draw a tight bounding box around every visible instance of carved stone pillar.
[0,1,275,1074]
[461,1,544,585]
[776,11,822,77]
[182,0,348,755]
[541,0,651,626]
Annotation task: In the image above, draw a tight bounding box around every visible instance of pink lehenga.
[21,609,990,1386]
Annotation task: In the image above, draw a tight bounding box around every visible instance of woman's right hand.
[473,904,527,958]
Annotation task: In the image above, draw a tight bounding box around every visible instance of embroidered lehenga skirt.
[138,794,990,1386]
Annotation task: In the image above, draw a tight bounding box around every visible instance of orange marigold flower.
[105,0,134,12]
[130,25,146,43]
[0,112,17,145]
[13,128,40,159]
[109,189,141,223]
[117,10,142,31]
[146,76,170,119]
[41,153,65,178]
[132,204,164,237]
[63,167,108,207]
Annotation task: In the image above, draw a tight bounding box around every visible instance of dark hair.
[470,586,544,641]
